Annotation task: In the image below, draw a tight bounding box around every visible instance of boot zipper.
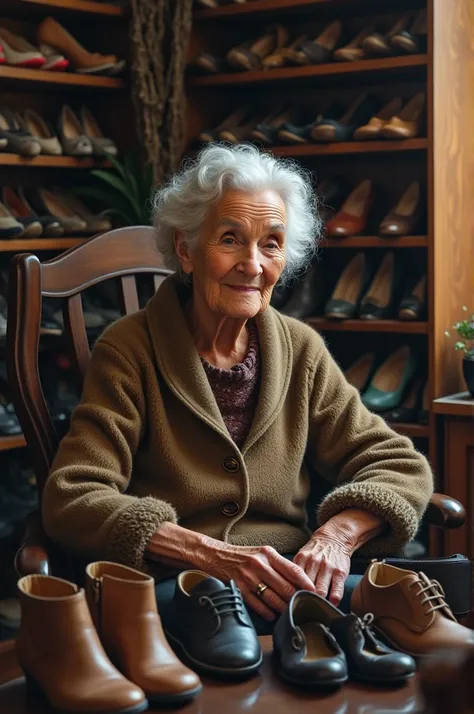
[92,577,102,631]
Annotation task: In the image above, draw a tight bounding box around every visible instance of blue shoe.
[362,346,417,412]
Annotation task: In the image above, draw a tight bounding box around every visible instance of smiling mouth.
[226,285,260,292]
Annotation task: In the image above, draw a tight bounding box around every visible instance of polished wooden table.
[0,637,424,713]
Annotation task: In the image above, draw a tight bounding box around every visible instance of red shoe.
[0,45,5,65]
[326,179,375,238]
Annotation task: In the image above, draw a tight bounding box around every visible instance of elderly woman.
[43,144,433,633]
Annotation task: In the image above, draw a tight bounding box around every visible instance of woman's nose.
[237,250,263,277]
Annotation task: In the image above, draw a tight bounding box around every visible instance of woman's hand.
[293,533,352,606]
[294,509,386,606]
[197,540,317,621]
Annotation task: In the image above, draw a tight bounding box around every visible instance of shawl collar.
[145,274,293,452]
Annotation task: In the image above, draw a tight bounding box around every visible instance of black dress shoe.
[282,263,324,319]
[398,274,426,321]
[359,251,397,320]
[273,591,348,687]
[164,570,262,679]
[325,252,367,320]
[295,592,416,685]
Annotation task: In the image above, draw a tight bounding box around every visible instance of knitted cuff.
[317,482,420,556]
[107,496,178,571]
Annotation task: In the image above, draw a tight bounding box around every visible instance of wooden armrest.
[423,493,466,529]
[15,511,52,577]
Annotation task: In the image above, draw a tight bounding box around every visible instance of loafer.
[164,570,262,679]
[273,591,348,687]
[301,592,416,684]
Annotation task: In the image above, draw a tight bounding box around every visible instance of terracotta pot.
[462,358,474,397]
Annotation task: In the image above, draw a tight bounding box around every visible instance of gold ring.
[255,583,268,599]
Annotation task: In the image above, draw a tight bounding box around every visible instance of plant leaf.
[91,170,141,220]
[103,152,126,180]
[101,207,135,226]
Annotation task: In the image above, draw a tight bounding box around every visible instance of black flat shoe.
[383,377,423,423]
[297,592,416,685]
[273,591,348,687]
[164,571,262,679]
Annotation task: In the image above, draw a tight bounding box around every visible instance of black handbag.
[351,554,471,617]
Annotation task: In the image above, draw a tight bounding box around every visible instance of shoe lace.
[354,612,381,647]
[198,587,247,636]
[408,572,450,617]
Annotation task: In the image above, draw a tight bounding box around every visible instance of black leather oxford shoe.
[164,571,262,679]
[273,591,348,687]
[301,592,416,684]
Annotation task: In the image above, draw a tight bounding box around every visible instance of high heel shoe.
[333,26,374,62]
[324,252,367,320]
[390,9,427,54]
[80,106,118,156]
[282,263,324,319]
[52,189,112,234]
[199,107,251,143]
[37,17,123,75]
[326,179,374,237]
[358,251,397,320]
[18,187,63,237]
[398,274,427,321]
[381,92,426,139]
[0,109,41,156]
[379,181,423,236]
[2,187,42,237]
[344,352,375,392]
[362,14,413,57]
[250,106,294,145]
[311,94,380,142]
[58,105,93,156]
[262,34,308,69]
[220,110,267,143]
[290,21,342,65]
[384,378,424,423]
[0,27,46,68]
[226,25,289,71]
[361,346,417,412]
[0,200,24,239]
[28,188,87,235]
[353,97,403,141]
[21,109,62,156]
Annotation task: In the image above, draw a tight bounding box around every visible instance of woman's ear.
[174,230,194,275]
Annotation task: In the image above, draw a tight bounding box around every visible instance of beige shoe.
[0,27,46,68]
[22,109,63,156]
[37,17,119,74]
[351,561,474,658]
[85,562,202,705]
[16,574,148,713]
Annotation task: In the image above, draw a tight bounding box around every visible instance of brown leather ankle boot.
[85,561,202,705]
[16,574,148,714]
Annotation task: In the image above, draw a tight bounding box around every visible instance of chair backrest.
[7,226,171,500]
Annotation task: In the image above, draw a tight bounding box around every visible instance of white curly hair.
[153,143,322,282]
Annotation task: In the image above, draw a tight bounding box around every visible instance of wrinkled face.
[176,189,287,319]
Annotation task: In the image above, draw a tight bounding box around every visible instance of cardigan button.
[221,501,240,517]
[222,457,240,473]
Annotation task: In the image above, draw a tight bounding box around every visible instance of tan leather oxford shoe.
[351,561,474,659]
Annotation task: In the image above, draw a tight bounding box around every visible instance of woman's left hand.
[293,531,352,606]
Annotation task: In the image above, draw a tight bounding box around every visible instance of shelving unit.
[189,0,474,556]
[17,0,127,16]
[0,65,124,90]
[0,435,26,452]
[0,155,111,168]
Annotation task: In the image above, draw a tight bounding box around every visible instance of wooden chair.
[5,226,467,579]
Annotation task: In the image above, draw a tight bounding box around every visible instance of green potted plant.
[445,306,474,396]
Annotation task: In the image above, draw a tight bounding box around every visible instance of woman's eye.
[222,234,235,244]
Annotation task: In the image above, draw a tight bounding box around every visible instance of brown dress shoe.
[351,561,474,658]
[353,97,403,140]
[226,25,289,71]
[379,181,423,236]
[86,561,202,705]
[38,17,120,74]
[16,574,147,714]
[326,179,374,237]
[382,91,426,139]
[333,26,374,62]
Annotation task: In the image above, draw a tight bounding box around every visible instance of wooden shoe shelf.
[188,0,473,555]
[0,1,133,455]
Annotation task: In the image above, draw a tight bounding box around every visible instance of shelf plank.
[272,139,427,157]
[307,318,429,334]
[387,422,430,438]
[0,435,26,452]
[0,66,123,90]
[322,236,428,248]
[0,154,111,168]
[18,0,126,15]
[195,0,367,18]
[0,238,88,252]
[433,392,474,417]
[190,55,427,87]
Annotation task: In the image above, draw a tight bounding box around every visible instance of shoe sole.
[147,684,203,705]
[165,630,263,678]
[349,670,415,686]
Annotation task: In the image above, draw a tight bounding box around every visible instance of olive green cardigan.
[43,275,433,576]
